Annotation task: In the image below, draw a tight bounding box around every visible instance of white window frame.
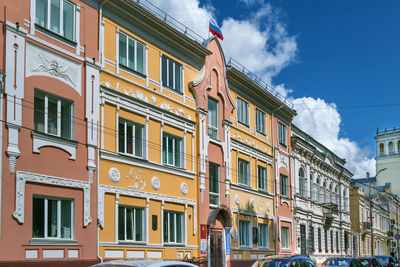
[118,31,145,75]
[118,118,144,159]
[163,211,184,245]
[162,133,183,168]
[278,122,287,145]
[209,162,220,207]
[35,0,76,41]
[118,205,145,242]
[298,168,305,196]
[34,90,74,139]
[281,226,290,249]
[255,108,266,135]
[208,97,219,140]
[32,195,74,240]
[280,174,288,197]
[239,219,251,248]
[237,97,249,126]
[161,55,182,92]
[258,223,269,248]
[257,165,267,192]
[238,159,250,186]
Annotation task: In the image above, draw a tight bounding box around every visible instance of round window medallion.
[151,176,160,190]
[181,182,189,195]
[109,167,120,183]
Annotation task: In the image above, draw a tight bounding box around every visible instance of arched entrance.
[207,205,232,267]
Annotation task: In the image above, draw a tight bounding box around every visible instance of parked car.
[375,256,398,267]
[358,257,383,267]
[322,257,364,267]
[251,255,316,267]
[91,259,200,267]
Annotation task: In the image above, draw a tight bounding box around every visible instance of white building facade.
[291,125,353,264]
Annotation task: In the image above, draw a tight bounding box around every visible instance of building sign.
[395,233,400,241]
[200,239,207,254]
[225,228,231,255]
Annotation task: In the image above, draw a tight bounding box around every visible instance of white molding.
[13,171,91,226]
[99,242,199,250]
[231,207,273,220]
[100,150,195,179]
[32,131,78,160]
[230,183,274,199]
[98,185,197,235]
[75,4,81,55]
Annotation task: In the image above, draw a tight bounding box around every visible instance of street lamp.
[370,168,388,256]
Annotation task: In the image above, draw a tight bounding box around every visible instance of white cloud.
[293,97,375,178]
[151,0,374,178]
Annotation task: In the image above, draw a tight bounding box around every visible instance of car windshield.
[375,257,388,265]
[359,259,372,267]
[324,259,352,266]
[255,259,292,267]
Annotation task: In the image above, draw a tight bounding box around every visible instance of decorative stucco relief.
[108,167,120,183]
[13,171,91,226]
[101,81,192,120]
[26,42,81,94]
[151,176,160,190]
[126,168,146,190]
[180,182,188,195]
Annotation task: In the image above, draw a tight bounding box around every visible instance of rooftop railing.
[130,0,205,45]
[227,57,294,109]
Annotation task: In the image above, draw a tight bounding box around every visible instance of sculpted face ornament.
[181,182,189,195]
[151,176,160,190]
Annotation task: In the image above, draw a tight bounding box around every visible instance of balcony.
[362,222,371,229]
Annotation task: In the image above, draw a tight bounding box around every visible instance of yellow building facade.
[97,1,210,260]
[226,60,277,260]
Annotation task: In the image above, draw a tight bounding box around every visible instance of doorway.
[210,229,223,267]
[300,224,307,255]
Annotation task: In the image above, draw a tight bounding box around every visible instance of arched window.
[310,173,313,200]
[316,178,320,203]
[379,143,385,156]
[329,184,333,203]
[299,168,305,196]
[389,142,394,154]
[323,181,327,203]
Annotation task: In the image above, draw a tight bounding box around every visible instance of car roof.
[91,259,198,267]
[258,255,312,261]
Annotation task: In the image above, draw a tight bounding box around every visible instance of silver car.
[91,259,199,267]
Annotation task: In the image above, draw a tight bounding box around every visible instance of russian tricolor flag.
[209,18,223,40]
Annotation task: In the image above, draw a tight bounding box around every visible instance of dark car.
[251,255,316,267]
[375,256,397,267]
[358,257,383,267]
[322,257,364,267]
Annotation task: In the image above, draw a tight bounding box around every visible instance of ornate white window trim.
[32,131,78,160]
[98,185,197,235]
[13,171,91,226]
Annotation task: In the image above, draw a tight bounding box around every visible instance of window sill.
[164,243,185,247]
[30,238,77,246]
[238,183,251,188]
[256,130,266,136]
[162,163,184,170]
[118,152,145,161]
[119,64,146,79]
[162,85,183,96]
[209,204,220,209]
[35,24,77,47]
[281,248,291,252]
[118,241,146,245]
[279,142,287,148]
[209,137,221,145]
[32,131,78,160]
[238,121,250,128]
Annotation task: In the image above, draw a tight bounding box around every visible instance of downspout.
[97,0,108,263]
[271,104,283,253]
[0,71,5,239]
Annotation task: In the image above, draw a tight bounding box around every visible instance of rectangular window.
[119,32,145,75]
[325,229,328,251]
[34,90,73,139]
[161,56,182,92]
[278,122,287,145]
[255,108,266,135]
[318,228,322,250]
[35,0,75,41]
[311,226,315,250]
[344,231,349,250]
[208,98,218,139]
[257,166,267,191]
[237,97,249,126]
[239,220,251,247]
[238,159,250,186]
[209,162,220,206]
[281,226,290,249]
[280,174,288,197]
[162,133,183,168]
[336,231,339,251]
[330,230,333,252]
[258,223,269,248]
[118,206,144,242]
[163,211,183,244]
[118,118,144,158]
[32,196,73,240]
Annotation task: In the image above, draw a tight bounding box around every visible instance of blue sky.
[154,0,400,177]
